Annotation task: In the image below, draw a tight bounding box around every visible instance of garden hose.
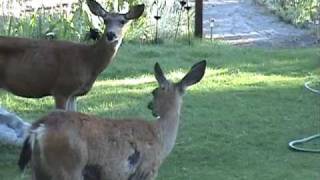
[304,81,320,95]
[288,81,320,153]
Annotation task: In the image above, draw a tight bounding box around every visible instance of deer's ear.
[177,60,206,92]
[154,62,168,87]
[87,0,108,17]
[125,4,145,20]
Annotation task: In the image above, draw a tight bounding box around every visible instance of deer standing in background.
[18,61,206,180]
[0,0,144,111]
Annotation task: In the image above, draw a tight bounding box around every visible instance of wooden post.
[195,0,203,38]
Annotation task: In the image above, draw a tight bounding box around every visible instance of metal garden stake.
[153,0,163,44]
[184,2,191,45]
[174,0,186,39]
[210,18,215,41]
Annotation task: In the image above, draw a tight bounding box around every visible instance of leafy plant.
[0,0,196,42]
[255,0,320,27]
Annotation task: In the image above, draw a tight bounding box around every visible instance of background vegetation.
[255,0,320,27]
[0,0,194,42]
[0,41,319,179]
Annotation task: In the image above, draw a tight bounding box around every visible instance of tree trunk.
[195,0,203,38]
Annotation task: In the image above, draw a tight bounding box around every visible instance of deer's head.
[87,0,144,43]
[148,61,207,118]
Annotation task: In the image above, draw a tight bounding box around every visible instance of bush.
[255,0,320,27]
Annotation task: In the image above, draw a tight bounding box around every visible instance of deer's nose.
[106,32,116,41]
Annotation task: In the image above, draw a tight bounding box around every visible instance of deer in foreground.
[0,0,144,111]
[18,60,207,180]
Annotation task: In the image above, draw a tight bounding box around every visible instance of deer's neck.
[90,35,122,75]
[156,100,182,158]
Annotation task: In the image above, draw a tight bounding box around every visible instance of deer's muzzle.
[106,32,117,42]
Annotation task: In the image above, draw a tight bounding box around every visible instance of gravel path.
[203,0,320,47]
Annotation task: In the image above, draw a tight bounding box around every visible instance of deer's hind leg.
[31,137,52,180]
[31,160,52,180]
[34,128,88,180]
[50,169,84,180]
[34,167,84,180]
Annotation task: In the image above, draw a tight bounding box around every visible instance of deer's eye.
[120,20,126,25]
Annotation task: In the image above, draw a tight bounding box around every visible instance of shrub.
[255,0,320,27]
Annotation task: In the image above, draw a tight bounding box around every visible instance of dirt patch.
[203,0,320,48]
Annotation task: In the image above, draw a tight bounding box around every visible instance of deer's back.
[0,36,93,97]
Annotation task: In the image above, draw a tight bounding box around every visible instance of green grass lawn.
[0,41,319,179]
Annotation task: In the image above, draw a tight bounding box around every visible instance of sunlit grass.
[0,40,319,179]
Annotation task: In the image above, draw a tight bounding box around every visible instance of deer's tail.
[18,136,31,171]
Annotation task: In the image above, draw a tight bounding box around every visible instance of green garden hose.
[288,81,320,153]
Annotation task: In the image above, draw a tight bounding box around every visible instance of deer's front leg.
[66,96,77,111]
[54,96,68,110]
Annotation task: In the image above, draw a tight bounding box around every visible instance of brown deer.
[0,0,144,111]
[18,60,207,180]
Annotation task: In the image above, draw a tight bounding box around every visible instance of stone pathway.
[203,0,320,47]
